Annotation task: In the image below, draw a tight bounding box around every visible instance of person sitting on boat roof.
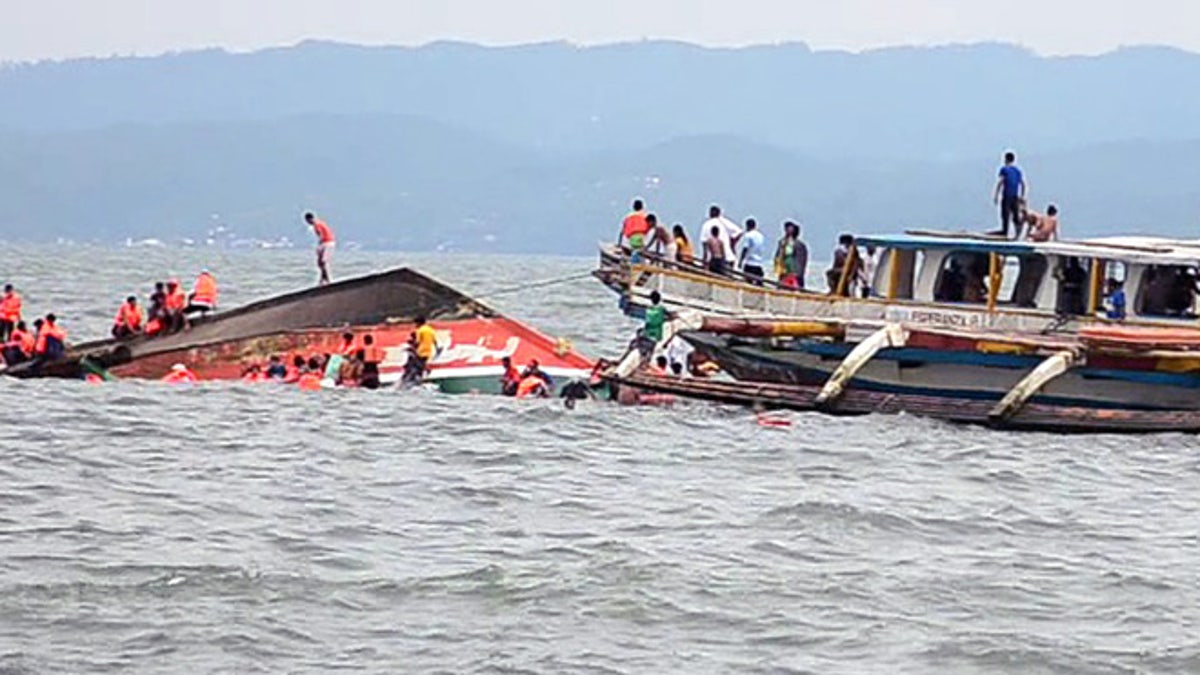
[33,314,67,361]
[164,279,187,332]
[702,224,729,276]
[1025,204,1059,242]
[738,218,767,285]
[2,320,35,366]
[1,283,22,343]
[187,269,218,315]
[1104,278,1127,321]
[500,355,521,396]
[112,296,144,339]
[619,199,650,255]
[305,212,336,286]
[699,205,742,267]
[672,225,694,264]
[993,151,1027,239]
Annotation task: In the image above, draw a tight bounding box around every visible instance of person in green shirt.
[638,291,668,362]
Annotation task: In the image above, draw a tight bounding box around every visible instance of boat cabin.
[859,232,1200,323]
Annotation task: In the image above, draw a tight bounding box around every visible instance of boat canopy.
[855,231,1200,266]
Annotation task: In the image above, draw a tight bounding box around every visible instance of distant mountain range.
[1,41,1198,251]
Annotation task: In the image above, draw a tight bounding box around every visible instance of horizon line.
[3,37,1197,68]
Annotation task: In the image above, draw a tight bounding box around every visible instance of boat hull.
[684,333,1200,412]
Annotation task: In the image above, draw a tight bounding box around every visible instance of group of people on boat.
[618,199,878,296]
[1,284,69,368]
[111,271,219,339]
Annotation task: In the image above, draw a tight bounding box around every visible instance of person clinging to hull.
[305,212,336,285]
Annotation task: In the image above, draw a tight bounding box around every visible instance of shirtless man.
[1025,204,1059,242]
[702,225,728,275]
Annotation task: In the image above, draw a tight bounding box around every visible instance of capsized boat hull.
[683,332,1200,412]
[105,316,594,393]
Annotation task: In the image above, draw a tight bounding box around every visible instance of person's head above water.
[307,356,321,370]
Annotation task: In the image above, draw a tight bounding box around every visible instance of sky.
[2,0,1198,63]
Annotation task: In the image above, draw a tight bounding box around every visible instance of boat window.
[999,254,1048,308]
[1052,257,1090,316]
[933,252,990,304]
[1136,264,1199,318]
[879,249,924,300]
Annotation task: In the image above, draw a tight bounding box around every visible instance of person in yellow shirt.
[404,315,438,384]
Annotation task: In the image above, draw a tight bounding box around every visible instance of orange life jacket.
[516,375,548,399]
[338,339,358,357]
[0,292,20,322]
[165,287,186,312]
[622,211,649,238]
[114,303,143,331]
[191,272,218,307]
[144,317,164,336]
[34,323,66,355]
[162,368,197,383]
[297,372,323,391]
[364,346,385,363]
[9,328,34,356]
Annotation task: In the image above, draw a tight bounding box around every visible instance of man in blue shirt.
[1105,278,1127,320]
[992,151,1026,239]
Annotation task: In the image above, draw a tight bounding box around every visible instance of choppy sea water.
[1,246,1199,673]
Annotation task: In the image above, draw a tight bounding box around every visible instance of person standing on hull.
[407,316,438,384]
[993,151,1027,239]
[0,284,22,343]
[738,218,766,285]
[305,212,336,285]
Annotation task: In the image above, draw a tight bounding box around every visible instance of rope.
[474,270,597,301]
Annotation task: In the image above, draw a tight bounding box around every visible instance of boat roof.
[855,230,1200,265]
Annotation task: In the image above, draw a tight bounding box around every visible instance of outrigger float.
[596,232,1200,432]
[3,268,594,394]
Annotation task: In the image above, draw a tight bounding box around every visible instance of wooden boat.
[596,231,1200,336]
[3,268,595,394]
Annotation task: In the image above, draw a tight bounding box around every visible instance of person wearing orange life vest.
[618,198,650,255]
[2,320,34,366]
[161,363,197,384]
[296,357,324,391]
[360,334,384,390]
[187,270,218,314]
[112,296,144,339]
[499,356,521,396]
[164,279,187,332]
[305,212,336,285]
[337,331,357,357]
[515,359,554,399]
[34,314,68,360]
[0,284,21,343]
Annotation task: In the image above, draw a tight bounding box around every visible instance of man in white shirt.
[738,218,767,285]
[698,205,742,263]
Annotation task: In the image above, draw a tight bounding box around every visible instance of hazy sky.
[2,0,1197,63]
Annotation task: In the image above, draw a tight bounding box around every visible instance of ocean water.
[1,246,1199,673]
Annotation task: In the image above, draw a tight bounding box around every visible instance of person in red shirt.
[305,212,336,285]
[162,363,197,384]
[0,283,22,343]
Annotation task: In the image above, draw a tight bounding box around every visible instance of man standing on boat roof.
[305,212,335,286]
[993,151,1027,239]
